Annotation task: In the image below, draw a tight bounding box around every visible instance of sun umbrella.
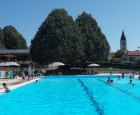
[48,62,65,68]
[87,63,100,75]
[0,62,20,79]
[47,62,65,70]
[88,63,100,67]
[0,62,20,66]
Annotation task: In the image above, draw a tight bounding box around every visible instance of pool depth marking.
[78,79,104,115]
[98,79,140,102]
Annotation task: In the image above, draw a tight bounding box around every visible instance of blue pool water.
[0,75,140,115]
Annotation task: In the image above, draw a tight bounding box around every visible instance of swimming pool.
[0,75,140,115]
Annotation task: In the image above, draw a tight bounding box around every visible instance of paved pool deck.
[0,77,40,94]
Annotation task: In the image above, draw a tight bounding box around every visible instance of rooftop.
[127,50,140,56]
[0,49,29,55]
[120,31,126,41]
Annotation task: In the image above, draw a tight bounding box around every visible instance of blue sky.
[0,0,140,52]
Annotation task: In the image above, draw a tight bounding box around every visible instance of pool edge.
[0,78,40,95]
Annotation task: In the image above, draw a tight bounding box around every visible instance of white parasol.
[88,63,100,67]
[47,62,65,70]
[0,62,20,66]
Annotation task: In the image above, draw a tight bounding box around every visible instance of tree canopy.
[30,9,110,65]
[113,50,124,58]
[3,25,27,49]
[0,28,5,48]
[30,9,84,64]
[75,12,110,62]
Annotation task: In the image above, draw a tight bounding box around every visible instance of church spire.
[120,30,126,40]
[120,30,127,52]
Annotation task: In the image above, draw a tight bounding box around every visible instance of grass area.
[95,68,140,73]
[71,67,140,74]
[43,67,140,75]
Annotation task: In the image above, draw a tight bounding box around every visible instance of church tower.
[120,31,127,52]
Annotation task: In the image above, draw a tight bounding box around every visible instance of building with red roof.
[123,50,140,61]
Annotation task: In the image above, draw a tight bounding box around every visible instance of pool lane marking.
[78,79,104,115]
[98,79,140,102]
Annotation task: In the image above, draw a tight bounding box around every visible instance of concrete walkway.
[0,77,39,94]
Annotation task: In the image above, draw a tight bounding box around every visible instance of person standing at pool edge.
[28,66,32,79]
[122,72,125,78]
[21,70,26,80]
[109,67,112,76]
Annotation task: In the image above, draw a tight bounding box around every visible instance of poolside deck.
[0,77,39,93]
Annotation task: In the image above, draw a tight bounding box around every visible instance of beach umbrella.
[48,62,65,68]
[0,62,20,67]
[47,62,65,70]
[0,62,20,79]
[87,63,100,74]
[88,63,100,67]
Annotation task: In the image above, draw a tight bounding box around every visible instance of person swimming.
[110,79,113,83]
[132,84,135,86]
[129,79,132,84]
[107,77,113,83]
[118,76,121,80]
[107,77,110,83]
[2,83,10,93]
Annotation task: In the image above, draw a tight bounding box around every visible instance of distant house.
[110,31,140,62]
[119,31,140,61]
[108,52,115,60]
[123,50,140,61]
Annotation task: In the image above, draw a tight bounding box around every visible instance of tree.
[30,9,84,65]
[3,25,27,49]
[0,28,5,48]
[113,50,124,58]
[75,12,110,62]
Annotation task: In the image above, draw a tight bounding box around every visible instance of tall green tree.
[30,9,84,64]
[113,50,124,58]
[75,12,110,62]
[0,28,5,48]
[3,25,27,49]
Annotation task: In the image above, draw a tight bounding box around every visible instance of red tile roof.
[127,50,140,56]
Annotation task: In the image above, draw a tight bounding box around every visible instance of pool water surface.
[0,75,140,115]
